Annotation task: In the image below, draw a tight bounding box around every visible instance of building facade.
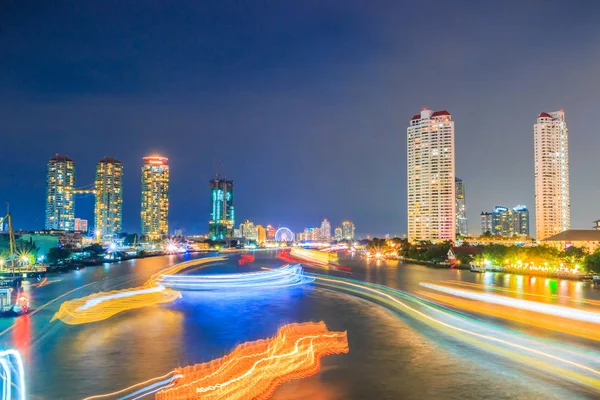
[256,225,266,244]
[334,227,343,241]
[407,109,456,241]
[209,176,234,240]
[480,212,492,235]
[455,177,468,237]
[320,218,331,242]
[240,219,257,241]
[484,205,530,237]
[95,156,123,239]
[74,218,88,233]
[534,111,570,240]
[45,154,76,231]
[341,221,355,240]
[141,156,170,240]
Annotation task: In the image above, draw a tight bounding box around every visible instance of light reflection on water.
[12,254,600,399]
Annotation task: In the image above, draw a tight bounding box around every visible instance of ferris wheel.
[275,227,294,242]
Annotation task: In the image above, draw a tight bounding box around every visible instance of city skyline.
[2,2,600,237]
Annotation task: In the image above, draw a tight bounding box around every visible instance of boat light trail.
[0,350,25,400]
[52,257,226,325]
[420,282,600,324]
[309,273,600,391]
[85,322,348,400]
[158,264,314,291]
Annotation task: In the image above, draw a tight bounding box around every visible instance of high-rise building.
[407,109,455,241]
[240,220,257,241]
[141,156,169,240]
[513,205,530,237]
[334,227,343,241]
[491,206,510,236]
[455,177,468,237]
[209,176,234,240]
[480,212,492,235]
[341,221,355,240]
[256,225,266,244]
[320,218,331,242]
[266,225,276,241]
[94,156,123,239]
[534,111,570,240]
[45,154,75,231]
[485,205,530,237]
[74,218,88,233]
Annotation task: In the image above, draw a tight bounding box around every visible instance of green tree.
[563,246,588,266]
[47,247,72,265]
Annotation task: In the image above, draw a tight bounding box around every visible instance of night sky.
[1,1,599,237]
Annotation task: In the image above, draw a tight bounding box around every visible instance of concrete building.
[341,221,355,240]
[209,176,234,240]
[320,218,331,242]
[74,218,88,234]
[141,156,169,240]
[334,227,343,241]
[266,225,276,241]
[543,230,600,253]
[455,177,468,237]
[534,111,570,240]
[45,154,75,231]
[256,225,266,244]
[480,212,492,235]
[407,109,455,241]
[240,220,257,241]
[95,156,123,239]
[484,205,530,237]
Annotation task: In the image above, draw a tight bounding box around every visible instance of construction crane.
[0,205,30,314]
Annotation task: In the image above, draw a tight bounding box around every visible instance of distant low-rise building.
[543,230,600,253]
[74,218,88,234]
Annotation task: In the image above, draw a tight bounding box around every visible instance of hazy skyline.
[1,1,600,236]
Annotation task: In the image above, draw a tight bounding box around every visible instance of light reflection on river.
[3,252,599,399]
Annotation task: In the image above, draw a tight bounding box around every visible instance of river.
[1,251,599,399]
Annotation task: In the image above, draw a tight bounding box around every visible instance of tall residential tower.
[95,157,123,239]
[455,177,468,237]
[534,111,569,240]
[141,156,169,240]
[209,176,234,240]
[45,154,75,230]
[341,221,355,240]
[407,109,455,241]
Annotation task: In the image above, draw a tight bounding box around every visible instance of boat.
[470,265,487,273]
[0,209,30,315]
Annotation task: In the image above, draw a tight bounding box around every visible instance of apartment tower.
[534,111,569,240]
[407,109,455,241]
[141,156,170,240]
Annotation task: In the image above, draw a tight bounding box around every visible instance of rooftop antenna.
[218,160,228,179]
[212,159,220,179]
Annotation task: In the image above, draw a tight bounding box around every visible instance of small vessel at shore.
[0,209,30,315]
[470,265,487,273]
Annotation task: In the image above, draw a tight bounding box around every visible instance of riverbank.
[400,258,594,281]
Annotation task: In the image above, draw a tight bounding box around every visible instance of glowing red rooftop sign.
[143,156,168,165]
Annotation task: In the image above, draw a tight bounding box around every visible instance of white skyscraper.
[534,110,570,240]
[407,109,455,241]
[320,218,331,242]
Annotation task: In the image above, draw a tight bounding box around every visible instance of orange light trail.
[156,321,348,400]
[52,257,226,325]
[416,289,600,342]
[85,322,348,400]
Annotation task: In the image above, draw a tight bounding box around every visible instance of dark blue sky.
[1,1,599,237]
